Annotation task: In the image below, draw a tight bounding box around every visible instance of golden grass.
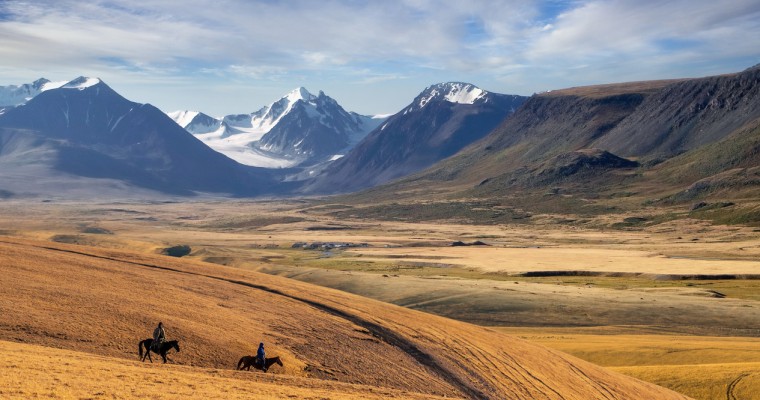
[342,245,760,275]
[0,236,688,399]
[0,340,446,400]
[496,327,760,400]
[613,363,760,400]
[7,200,760,398]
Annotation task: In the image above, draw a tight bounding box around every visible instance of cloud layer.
[1,0,758,114]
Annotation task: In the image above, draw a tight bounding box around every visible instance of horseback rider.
[152,322,166,351]
[257,342,266,371]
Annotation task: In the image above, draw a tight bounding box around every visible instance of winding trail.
[726,373,748,400]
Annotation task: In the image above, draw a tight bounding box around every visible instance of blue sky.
[1,0,758,116]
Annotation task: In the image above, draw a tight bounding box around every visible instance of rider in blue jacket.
[257,342,266,371]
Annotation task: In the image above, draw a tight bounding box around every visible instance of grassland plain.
[2,199,760,398]
[496,327,760,400]
[0,235,686,399]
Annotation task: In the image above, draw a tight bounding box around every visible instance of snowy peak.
[286,87,317,103]
[0,77,66,106]
[416,82,487,108]
[168,87,385,168]
[167,110,221,135]
[167,110,200,128]
[61,76,103,90]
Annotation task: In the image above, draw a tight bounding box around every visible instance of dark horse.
[236,355,283,372]
[138,338,180,363]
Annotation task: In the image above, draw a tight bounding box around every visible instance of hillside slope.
[348,68,760,217]
[0,236,687,399]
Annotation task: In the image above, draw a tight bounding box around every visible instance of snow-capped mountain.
[412,82,488,109]
[169,87,385,168]
[167,110,222,135]
[301,82,528,194]
[0,76,275,198]
[0,78,66,107]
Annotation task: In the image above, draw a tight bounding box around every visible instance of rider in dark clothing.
[152,322,166,351]
[257,342,266,371]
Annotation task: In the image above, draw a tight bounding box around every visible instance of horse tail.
[237,357,245,370]
[139,340,144,359]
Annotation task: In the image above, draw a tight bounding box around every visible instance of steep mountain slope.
[170,88,383,168]
[0,236,689,399]
[595,68,760,160]
[354,68,760,215]
[0,77,275,198]
[302,83,527,194]
[0,78,65,107]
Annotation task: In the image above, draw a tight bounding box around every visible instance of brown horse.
[138,338,180,363]
[237,355,283,372]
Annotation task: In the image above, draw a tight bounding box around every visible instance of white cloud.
[527,0,760,63]
[0,0,757,114]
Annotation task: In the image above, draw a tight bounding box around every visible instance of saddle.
[152,338,164,351]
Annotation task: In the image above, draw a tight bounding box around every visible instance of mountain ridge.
[170,87,384,168]
[0,76,276,198]
[300,82,528,194]
[338,68,760,226]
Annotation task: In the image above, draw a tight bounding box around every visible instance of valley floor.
[1,199,759,398]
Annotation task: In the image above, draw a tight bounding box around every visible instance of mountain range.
[1,67,759,211]
[0,77,275,198]
[347,66,760,224]
[301,82,527,193]
[0,78,66,108]
[169,88,385,168]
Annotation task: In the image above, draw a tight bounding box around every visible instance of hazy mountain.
[0,77,275,198]
[166,110,222,135]
[301,82,527,193]
[169,88,384,168]
[0,78,66,107]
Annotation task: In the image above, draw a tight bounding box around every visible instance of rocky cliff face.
[595,68,760,160]
[376,68,760,209]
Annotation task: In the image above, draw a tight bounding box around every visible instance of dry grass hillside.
[0,236,688,399]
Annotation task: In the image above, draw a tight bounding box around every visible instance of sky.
[1,0,759,116]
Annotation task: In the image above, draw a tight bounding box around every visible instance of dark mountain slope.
[256,90,371,161]
[0,77,275,197]
[301,83,526,194]
[338,69,760,224]
[595,68,760,160]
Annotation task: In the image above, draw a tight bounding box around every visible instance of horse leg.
[161,351,167,363]
[145,347,153,363]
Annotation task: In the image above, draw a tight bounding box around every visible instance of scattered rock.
[690,201,735,211]
[706,290,727,298]
[451,241,490,247]
[81,227,113,234]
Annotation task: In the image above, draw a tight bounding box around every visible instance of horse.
[236,355,283,372]
[138,338,180,363]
